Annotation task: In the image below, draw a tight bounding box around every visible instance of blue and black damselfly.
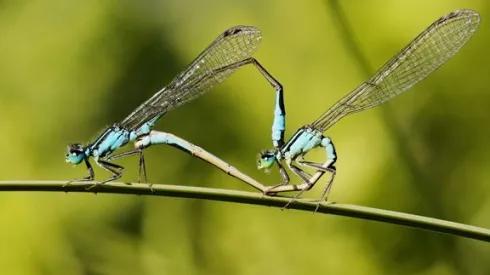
[66,26,282,191]
[259,9,480,209]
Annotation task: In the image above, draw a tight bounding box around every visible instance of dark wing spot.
[224,27,242,37]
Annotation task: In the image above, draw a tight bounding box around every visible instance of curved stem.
[1,180,489,242]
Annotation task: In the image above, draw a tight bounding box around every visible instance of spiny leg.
[63,158,94,187]
[138,151,147,183]
[296,158,336,192]
[297,157,337,211]
[315,168,336,212]
[109,148,149,184]
[135,150,152,192]
[289,162,312,182]
[277,156,337,210]
[268,161,291,190]
[282,161,315,210]
[86,160,125,190]
[268,159,312,193]
[109,148,152,192]
[297,158,334,171]
[264,159,311,195]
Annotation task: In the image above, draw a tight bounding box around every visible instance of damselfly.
[258,9,480,209]
[66,26,282,190]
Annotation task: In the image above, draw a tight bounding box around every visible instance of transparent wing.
[120,25,262,130]
[312,9,480,132]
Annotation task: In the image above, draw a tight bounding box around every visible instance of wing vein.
[312,9,480,132]
[120,26,263,130]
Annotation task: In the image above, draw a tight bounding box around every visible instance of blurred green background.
[0,0,489,274]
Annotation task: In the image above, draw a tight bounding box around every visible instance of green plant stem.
[0,180,488,242]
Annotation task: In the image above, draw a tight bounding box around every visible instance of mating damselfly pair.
[66,9,480,208]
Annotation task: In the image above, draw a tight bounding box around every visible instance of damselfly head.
[257,150,276,171]
[66,143,86,165]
